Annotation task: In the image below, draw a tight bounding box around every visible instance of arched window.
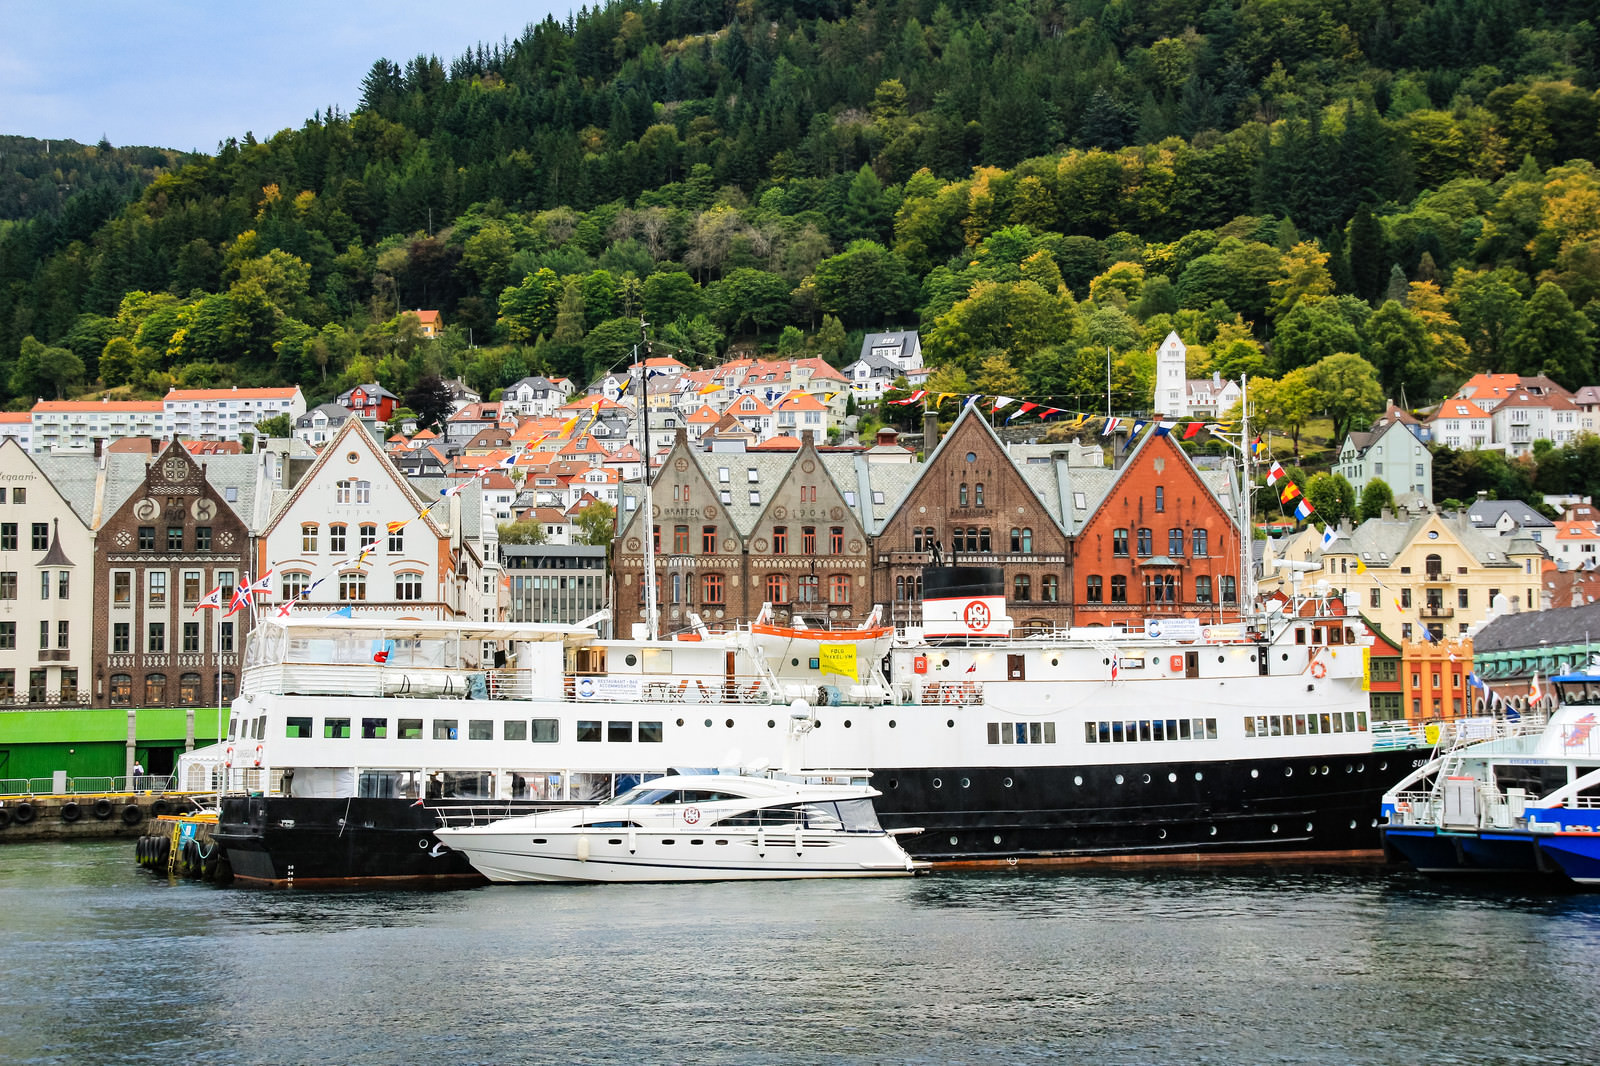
[798,575,819,603]
[975,483,985,507]
[329,524,347,553]
[110,674,132,706]
[830,575,851,603]
[144,673,167,707]
[979,527,991,552]
[670,573,682,603]
[1013,574,1032,601]
[1042,575,1059,602]
[339,572,366,601]
[395,572,424,601]
[1021,528,1033,553]
[1192,528,1208,557]
[1136,528,1152,556]
[1113,528,1128,556]
[959,483,969,507]
[179,673,203,705]
[359,523,377,550]
[1085,576,1102,602]
[1425,552,1443,577]
[1010,528,1021,552]
[1169,528,1184,557]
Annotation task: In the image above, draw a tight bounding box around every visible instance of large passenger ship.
[184,568,1424,886]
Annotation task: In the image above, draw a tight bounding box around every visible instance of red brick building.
[1071,432,1242,627]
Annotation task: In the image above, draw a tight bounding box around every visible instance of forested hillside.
[1,0,1598,435]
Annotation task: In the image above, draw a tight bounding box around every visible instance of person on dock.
[132,761,144,787]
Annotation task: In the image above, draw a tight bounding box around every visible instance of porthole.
[1285,767,1293,777]
[960,777,971,789]
[941,658,950,668]
[1168,772,1177,783]
[992,835,1002,844]
[676,719,685,727]
[1217,655,1225,663]
[1194,772,1203,781]
[949,836,959,845]
[1349,820,1358,830]
[704,719,713,728]
[814,719,822,728]
[932,778,943,789]
[1250,769,1259,779]
[1371,819,1379,828]
[947,719,955,728]
[1073,775,1083,786]
[1345,764,1353,773]
[1114,774,1124,785]
[1281,653,1289,662]
[792,658,800,666]
[716,840,729,846]
[1379,761,1388,771]
[1050,657,1060,667]
[1208,826,1217,836]
[1158,829,1167,840]
[889,719,897,728]
[1270,824,1279,834]
[1308,767,1317,777]
[1357,763,1365,773]
[1305,822,1313,832]
[1102,657,1110,666]
[726,719,735,728]
[1322,765,1330,774]
[624,654,638,666]
[767,720,775,728]
[888,779,899,790]
[1003,777,1013,788]
[843,720,852,729]
[662,839,675,845]
[608,838,622,845]
[531,838,547,844]
[691,839,703,845]
[1142,773,1151,784]
[1150,657,1160,665]
[345,451,359,463]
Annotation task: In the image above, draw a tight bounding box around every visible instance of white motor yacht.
[433,772,924,882]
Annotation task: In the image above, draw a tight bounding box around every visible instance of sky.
[0,1,572,152]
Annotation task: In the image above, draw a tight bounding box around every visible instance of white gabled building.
[165,387,306,442]
[254,420,493,621]
[1153,331,1188,418]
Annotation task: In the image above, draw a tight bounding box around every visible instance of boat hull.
[1535,834,1600,884]
[1380,827,1547,875]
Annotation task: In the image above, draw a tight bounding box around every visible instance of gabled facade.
[1429,398,1491,449]
[337,383,399,423]
[1153,331,1188,418]
[1071,432,1243,627]
[1335,418,1432,502]
[873,407,1070,631]
[504,376,573,417]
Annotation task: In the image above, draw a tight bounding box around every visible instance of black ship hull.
[214,749,1425,885]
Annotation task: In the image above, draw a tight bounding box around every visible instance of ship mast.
[1237,374,1256,623]
[638,316,658,641]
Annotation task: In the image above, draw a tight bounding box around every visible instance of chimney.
[924,410,939,454]
[150,437,159,455]
[875,427,899,447]
[93,438,103,459]
[801,429,814,447]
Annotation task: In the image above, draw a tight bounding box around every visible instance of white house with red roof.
[31,398,166,452]
[1454,373,1571,412]
[445,401,511,444]
[728,394,775,440]
[1429,398,1492,449]
[603,443,645,482]
[773,390,828,438]
[1491,388,1582,455]
[0,411,32,451]
[685,403,722,441]
[165,386,305,441]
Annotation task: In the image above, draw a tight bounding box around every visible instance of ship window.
[286,716,313,738]
[1244,717,1256,737]
[531,719,559,743]
[989,723,1002,744]
[504,720,528,741]
[1084,722,1096,743]
[324,717,351,739]
[469,720,493,740]
[609,721,633,742]
[433,719,458,740]
[1111,721,1124,742]
[398,718,423,739]
[1098,722,1111,743]
[1179,719,1192,739]
[361,717,387,739]
[577,720,602,742]
[639,721,664,743]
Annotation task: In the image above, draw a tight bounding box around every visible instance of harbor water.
[2,841,1598,1065]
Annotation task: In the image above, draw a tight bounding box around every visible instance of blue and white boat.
[1381,674,1600,885]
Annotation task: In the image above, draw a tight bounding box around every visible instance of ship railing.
[0,774,179,797]
[1370,722,1426,750]
[1387,790,1440,826]
[242,664,535,701]
[918,680,986,706]
[431,802,571,828]
[561,676,776,704]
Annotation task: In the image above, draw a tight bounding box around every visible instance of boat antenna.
[1238,374,1256,625]
[638,315,658,641]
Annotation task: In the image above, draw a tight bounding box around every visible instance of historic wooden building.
[92,438,258,711]
[872,407,1072,631]
[1070,432,1243,627]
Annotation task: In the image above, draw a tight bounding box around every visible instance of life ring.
[1170,655,1184,671]
[121,804,143,826]
[1310,661,1327,679]
[93,798,113,820]
[13,802,36,825]
[224,746,235,769]
[61,802,82,823]
[254,744,264,768]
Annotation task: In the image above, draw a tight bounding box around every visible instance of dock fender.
[121,804,143,826]
[92,798,113,820]
[0,808,10,829]
[61,802,82,823]
[13,802,35,825]
[151,799,171,817]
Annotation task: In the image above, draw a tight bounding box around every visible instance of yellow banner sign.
[819,643,858,681]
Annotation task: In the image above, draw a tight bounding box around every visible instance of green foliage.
[1305,472,1357,526]
[497,520,547,545]
[1358,478,1395,521]
[256,413,295,439]
[574,500,617,547]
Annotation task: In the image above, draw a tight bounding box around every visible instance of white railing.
[242,664,538,701]
[918,681,986,706]
[0,774,179,797]
[561,676,776,705]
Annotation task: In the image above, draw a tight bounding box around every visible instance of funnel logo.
[963,600,992,631]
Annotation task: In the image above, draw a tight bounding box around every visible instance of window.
[772,527,787,553]
[652,525,660,552]
[959,483,969,507]
[166,526,183,551]
[1196,576,1213,603]
[325,717,353,739]
[1113,528,1128,556]
[220,622,234,653]
[702,525,717,553]
[113,623,129,653]
[975,483,985,507]
[359,523,377,551]
[11,489,22,505]
[1042,575,1059,602]
[0,572,13,599]
[282,572,309,600]
[1155,486,1165,512]
[148,571,166,605]
[109,674,131,706]
[336,479,372,505]
[179,673,202,705]
[1085,575,1103,603]
[673,525,690,553]
[57,571,69,599]
[830,574,851,603]
[0,523,13,550]
[1221,576,1237,604]
[531,719,559,743]
[748,490,761,505]
[302,524,318,552]
[147,623,166,652]
[469,720,494,740]
[766,574,789,604]
[38,620,47,649]
[830,527,844,554]
[145,673,167,706]
[1401,588,1412,608]
[1013,574,1031,601]
[340,572,367,601]
[60,669,77,701]
[702,573,724,604]
[1111,576,1128,603]
[195,527,212,552]
[1169,528,1184,557]
[670,572,682,603]
[0,621,11,649]
[1148,574,1178,603]
[32,522,49,550]
[748,467,759,483]
[388,528,404,553]
[798,575,819,603]
[718,467,730,483]
[39,571,49,600]
[329,525,346,553]
[1137,528,1152,556]
[433,719,459,740]
[396,573,424,601]
[182,570,202,604]
[182,622,200,652]
[138,527,155,551]
[802,527,816,554]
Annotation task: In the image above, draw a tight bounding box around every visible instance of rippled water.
[2,841,1597,1065]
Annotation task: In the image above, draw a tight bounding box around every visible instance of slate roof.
[1472,599,1600,654]
[1338,513,1538,568]
[1465,499,1554,529]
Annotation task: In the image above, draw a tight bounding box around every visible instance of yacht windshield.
[600,786,678,806]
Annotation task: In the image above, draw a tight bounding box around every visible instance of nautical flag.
[330,605,354,618]
[1102,418,1121,435]
[249,571,274,598]
[1252,436,1266,457]
[193,586,223,613]
[276,599,297,618]
[226,578,252,617]
[697,382,720,395]
[1152,421,1176,437]
[373,639,395,664]
[992,395,1017,413]
[1355,559,1367,574]
[1183,422,1203,439]
[1111,659,1119,681]
[935,392,957,407]
[889,390,926,406]
[1530,671,1543,704]
[1418,625,1434,642]
[387,520,407,534]
[498,452,518,469]
[440,482,467,498]
[1267,461,1286,486]
[1294,499,1314,521]
[1129,419,1147,437]
[965,661,977,674]
[1320,525,1337,550]
[558,413,581,437]
[1009,402,1038,422]
[1039,407,1062,419]
[1280,482,1302,504]
[1468,672,1487,692]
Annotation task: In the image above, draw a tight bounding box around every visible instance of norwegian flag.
[225,578,253,617]
[193,585,224,614]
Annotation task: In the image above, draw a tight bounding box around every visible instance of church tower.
[1154,331,1187,418]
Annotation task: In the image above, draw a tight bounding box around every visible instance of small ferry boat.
[1381,673,1600,884]
[434,771,923,882]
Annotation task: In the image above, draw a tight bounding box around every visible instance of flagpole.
[1238,374,1255,622]
[637,317,658,642]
